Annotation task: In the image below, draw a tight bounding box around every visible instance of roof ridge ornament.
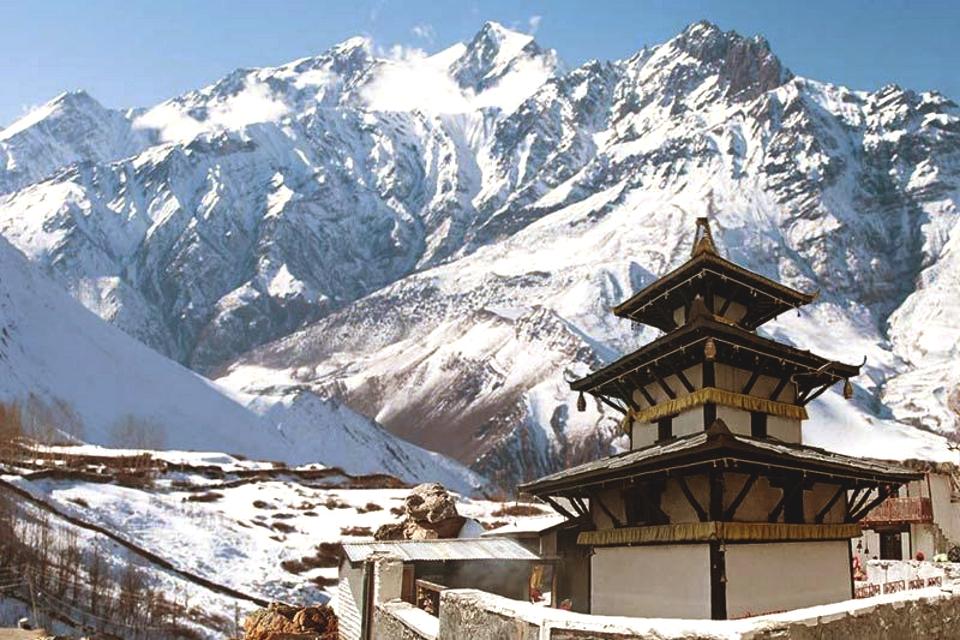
[691,197,719,257]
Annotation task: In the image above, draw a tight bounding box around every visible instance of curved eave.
[520,430,921,498]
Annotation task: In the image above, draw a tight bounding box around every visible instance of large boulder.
[375,483,465,540]
[243,602,337,640]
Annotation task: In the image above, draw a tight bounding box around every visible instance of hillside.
[0,235,483,492]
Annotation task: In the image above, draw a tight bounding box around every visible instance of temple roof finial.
[691,216,717,258]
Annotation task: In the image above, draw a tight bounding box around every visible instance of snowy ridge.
[0,21,958,486]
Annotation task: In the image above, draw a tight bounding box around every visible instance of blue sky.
[0,0,957,127]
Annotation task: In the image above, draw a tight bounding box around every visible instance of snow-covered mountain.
[0,233,482,492]
[1,20,958,487]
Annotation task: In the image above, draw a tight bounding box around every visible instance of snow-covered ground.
[1,445,556,620]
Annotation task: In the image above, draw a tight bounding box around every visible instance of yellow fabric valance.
[622,387,808,432]
[577,521,861,546]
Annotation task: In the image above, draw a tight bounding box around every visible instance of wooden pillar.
[703,360,716,428]
[709,541,727,620]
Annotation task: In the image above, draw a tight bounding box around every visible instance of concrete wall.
[590,544,712,618]
[340,555,406,640]
[725,541,852,618]
[928,473,960,546]
[339,563,365,640]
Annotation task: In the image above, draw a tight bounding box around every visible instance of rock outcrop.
[242,602,337,640]
[375,483,466,540]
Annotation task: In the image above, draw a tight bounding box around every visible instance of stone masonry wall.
[375,601,437,640]
[422,586,960,640]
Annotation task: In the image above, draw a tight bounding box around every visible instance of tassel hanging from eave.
[843,379,853,400]
[577,391,586,412]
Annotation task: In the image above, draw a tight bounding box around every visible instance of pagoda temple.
[520,217,922,620]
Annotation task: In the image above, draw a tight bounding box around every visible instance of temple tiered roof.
[612,218,817,332]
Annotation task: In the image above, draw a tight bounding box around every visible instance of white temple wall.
[725,541,851,618]
[590,544,712,618]
[767,415,801,443]
[717,406,750,435]
[673,407,704,437]
[631,422,657,449]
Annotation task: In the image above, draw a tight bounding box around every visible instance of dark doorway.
[879,531,903,560]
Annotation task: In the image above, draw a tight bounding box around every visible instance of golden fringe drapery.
[577,521,861,546]
[621,387,808,432]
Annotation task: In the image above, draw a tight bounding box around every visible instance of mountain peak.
[668,21,792,99]
[451,21,553,93]
[1,89,109,141]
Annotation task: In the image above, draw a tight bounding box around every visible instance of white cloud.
[528,15,542,35]
[362,45,472,114]
[134,78,290,143]
[411,23,435,43]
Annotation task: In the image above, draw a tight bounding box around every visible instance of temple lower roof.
[519,421,921,497]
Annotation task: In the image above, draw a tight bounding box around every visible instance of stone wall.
[425,585,960,640]
[375,601,438,640]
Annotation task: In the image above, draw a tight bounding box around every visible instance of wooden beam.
[709,468,724,521]
[741,371,761,395]
[596,394,628,416]
[815,485,847,524]
[846,487,872,520]
[654,372,677,400]
[644,482,670,525]
[612,380,641,411]
[798,383,832,406]
[675,369,696,394]
[678,475,707,522]
[628,375,657,407]
[571,496,589,517]
[723,473,758,520]
[850,485,894,523]
[768,477,804,523]
[770,377,791,401]
[542,497,578,521]
[591,492,622,528]
[718,296,734,317]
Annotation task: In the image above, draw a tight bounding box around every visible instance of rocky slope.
[1,21,958,486]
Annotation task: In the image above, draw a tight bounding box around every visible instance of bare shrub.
[183,492,224,503]
[340,526,372,537]
[491,503,546,517]
[110,414,166,450]
[356,502,383,513]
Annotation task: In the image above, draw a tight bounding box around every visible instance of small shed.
[338,538,554,640]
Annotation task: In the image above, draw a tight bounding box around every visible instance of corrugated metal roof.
[341,537,542,563]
